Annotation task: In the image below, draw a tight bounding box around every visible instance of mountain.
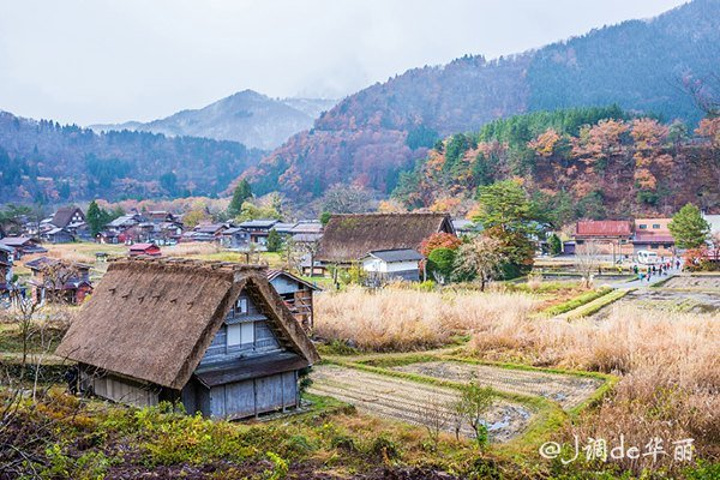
[244,0,720,201]
[392,107,720,220]
[0,111,264,203]
[90,90,337,150]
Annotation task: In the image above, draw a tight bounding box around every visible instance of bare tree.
[415,393,449,451]
[679,72,720,118]
[574,241,603,288]
[320,184,373,214]
[453,235,506,291]
[281,237,303,273]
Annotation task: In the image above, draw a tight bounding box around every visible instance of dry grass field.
[314,287,539,351]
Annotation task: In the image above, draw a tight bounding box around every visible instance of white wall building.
[360,249,424,281]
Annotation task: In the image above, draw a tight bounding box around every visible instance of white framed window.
[241,322,255,344]
[227,323,242,346]
[235,297,247,314]
[227,322,254,347]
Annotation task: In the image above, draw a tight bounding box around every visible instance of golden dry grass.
[314,287,539,351]
[468,303,720,472]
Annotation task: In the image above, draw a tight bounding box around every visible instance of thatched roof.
[51,207,84,229]
[56,258,319,390]
[317,213,455,263]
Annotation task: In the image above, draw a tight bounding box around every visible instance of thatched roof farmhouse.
[317,212,455,264]
[56,258,319,419]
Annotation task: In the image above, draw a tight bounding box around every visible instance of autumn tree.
[419,232,462,257]
[669,204,710,249]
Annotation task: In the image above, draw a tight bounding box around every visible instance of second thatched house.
[56,258,320,420]
[316,213,455,279]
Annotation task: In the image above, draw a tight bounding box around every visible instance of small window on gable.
[639,224,648,229]
[235,297,247,315]
[652,224,661,229]
[226,322,254,347]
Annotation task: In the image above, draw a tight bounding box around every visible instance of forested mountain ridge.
[0,111,264,203]
[243,0,720,201]
[391,107,720,223]
[90,90,337,150]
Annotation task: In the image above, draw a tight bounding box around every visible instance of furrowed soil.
[391,361,602,410]
[592,288,720,318]
[308,365,533,442]
[661,275,720,290]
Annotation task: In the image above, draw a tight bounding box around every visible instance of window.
[235,297,247,315]
[227,322,254,347]
[652,224,661,229]
[639,224,648,229]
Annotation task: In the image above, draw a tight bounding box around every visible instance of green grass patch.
[540,287,613,317]
[566,288,633,319]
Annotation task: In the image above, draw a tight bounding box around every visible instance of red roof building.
[128,243,161,257]
[575,221,633,238]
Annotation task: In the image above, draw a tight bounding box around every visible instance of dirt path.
[391,361,602,410]
[309,365,533,443]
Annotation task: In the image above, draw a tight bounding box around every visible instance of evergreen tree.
[548,233,563,256]
[473,180,540,278]
[86,200,109,237]
[669,204,710,249]
[266,229,282,253]
[228,180,253,216]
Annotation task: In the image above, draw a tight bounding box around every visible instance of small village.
[0,195,719,478]
[1,1,720,478]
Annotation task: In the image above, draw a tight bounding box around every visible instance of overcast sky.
[0,0,687,125]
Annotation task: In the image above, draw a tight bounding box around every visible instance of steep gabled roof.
[51,207,84,229]
[317,213,455,263]
[266,269,321,291]
[56,258,319,390]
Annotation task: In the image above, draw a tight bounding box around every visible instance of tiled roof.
[576,221,632,237]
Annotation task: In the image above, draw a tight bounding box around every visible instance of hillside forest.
[390,106,720,225]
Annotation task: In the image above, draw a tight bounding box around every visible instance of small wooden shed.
[266,270,320,331]
[55,258,320,419]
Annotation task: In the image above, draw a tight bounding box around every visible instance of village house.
[128,243,162,257]
[0,244,13,294]
[25,256,93,305]
[266,270,320,331]
[237,219,279,248]
[632,218,675,256]
[0,236,47,260]
[101,212,148,244]
[360,249,425,282]
[317,212,456,269]
[55,258,320,419]
[220,227,250,249]
[185,222,232,243]
[573,220,634,260]
[290,221,323,245]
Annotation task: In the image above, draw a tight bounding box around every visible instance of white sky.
[0,0,687,125]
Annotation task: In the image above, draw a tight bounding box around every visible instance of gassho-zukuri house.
[316,212,456,280]
[55,258,320,420]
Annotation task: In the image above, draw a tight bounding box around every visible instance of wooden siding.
[198,292,282,367]
[84,371,159,408]
[205,371,298,419]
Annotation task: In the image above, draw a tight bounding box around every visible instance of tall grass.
[314,287,538,351]
[469,304,720,472]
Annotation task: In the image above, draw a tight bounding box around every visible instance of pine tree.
[228,180,252,217]
[669,204,710,249]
